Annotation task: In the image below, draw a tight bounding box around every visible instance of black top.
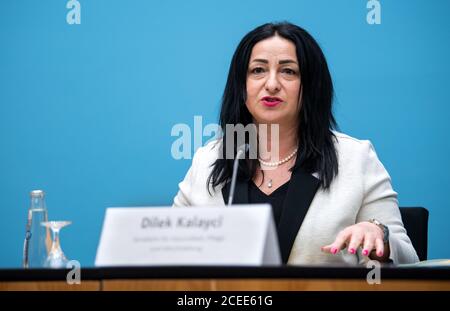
[248,180,290,226]
[221,163,321,263]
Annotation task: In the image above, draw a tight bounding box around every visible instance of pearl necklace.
[258,147,298,188]
[258,147,298,167]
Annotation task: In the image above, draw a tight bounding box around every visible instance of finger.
[321,245,332,253]
[320,244,345,254]
[362,234,376,256]
[328,229,352,254]
[347,232,364,255]
[374,238,385,258]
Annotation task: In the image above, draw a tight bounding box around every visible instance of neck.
[256,122,298,161]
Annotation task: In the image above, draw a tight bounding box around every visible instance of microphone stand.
[228,144,249,206]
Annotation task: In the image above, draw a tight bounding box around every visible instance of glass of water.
[41,221,72,268]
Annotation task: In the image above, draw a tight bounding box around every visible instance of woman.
[173,22,419,265]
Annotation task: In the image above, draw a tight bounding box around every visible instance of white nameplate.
[95,204,281,266]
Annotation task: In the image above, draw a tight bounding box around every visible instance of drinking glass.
[41,221,71,268]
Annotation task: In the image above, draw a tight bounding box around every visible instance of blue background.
[1,0,449,267]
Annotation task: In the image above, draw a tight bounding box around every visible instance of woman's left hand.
[321,221,390,260]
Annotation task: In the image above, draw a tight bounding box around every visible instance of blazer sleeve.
[172,145,204,207]
[355,141,420,264]
[172,164,194,207]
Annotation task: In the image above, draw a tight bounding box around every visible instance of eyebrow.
[251,58,298,65]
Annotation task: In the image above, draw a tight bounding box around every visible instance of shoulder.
[332,131,374,151]
[333,131,371,148]
[332,131,379,165]
[190,139,221,170]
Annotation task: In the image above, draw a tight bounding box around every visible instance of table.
[1,266,449,291]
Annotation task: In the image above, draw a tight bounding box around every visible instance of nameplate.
[95,205,281,266]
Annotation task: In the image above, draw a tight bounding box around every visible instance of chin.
[254,114,285,125]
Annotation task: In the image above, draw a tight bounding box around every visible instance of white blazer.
[173,132,419,265]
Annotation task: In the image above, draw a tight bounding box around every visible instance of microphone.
[228,143,249,206]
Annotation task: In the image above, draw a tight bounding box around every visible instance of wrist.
[368,218,389,244]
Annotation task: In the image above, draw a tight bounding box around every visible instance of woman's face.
[245,35,301,128]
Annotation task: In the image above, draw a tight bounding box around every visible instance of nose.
[264,71,281,94]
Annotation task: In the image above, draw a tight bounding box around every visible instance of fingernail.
[362,249,369,256]
[377,251,384,257]
[349,248,355,254]
[331,247,338,254]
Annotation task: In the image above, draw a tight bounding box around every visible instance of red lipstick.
[261,96,284,107]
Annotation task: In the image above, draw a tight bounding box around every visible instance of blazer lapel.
[278,167,320,263]
[221,179,249,205]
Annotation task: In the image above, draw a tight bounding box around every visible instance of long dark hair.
[207,22,339,191]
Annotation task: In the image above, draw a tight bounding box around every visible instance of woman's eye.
[282,68,297,75]
[250,67,265,74]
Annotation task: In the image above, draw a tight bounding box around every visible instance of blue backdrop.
[1,0,449,267]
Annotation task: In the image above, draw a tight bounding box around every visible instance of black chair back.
[399,207,429,261]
